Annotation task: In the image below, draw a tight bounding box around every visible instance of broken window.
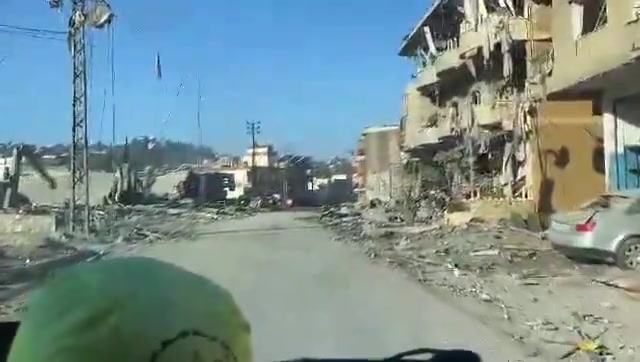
[573,0,608,36]
[513,0,525,16]
[633,1,640,22]
[471,90,482,105]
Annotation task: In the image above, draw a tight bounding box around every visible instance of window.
[581,0,608,35]
[634,1,640,22]
[580,194,632,211]
[403,93,409,117]
[471,90,482,106]
[626,197,640,214]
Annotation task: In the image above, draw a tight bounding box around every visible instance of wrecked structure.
[545,0,640,195]
[174,170,232,204]
[397,0,606,215]
[103,140,156,205]
[0,144,58,209]
[361,126,402,202]
[277,155,315,206]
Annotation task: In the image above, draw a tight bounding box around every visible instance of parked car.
[547,189,640,269]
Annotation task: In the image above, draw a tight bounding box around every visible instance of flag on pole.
[155,52,162,80]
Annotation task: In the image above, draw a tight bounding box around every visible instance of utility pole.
[69,1,90,234]
[49,0,114,234]
[245,121,260,194]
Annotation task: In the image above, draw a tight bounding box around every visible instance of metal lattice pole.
[49,0,114,234]
[69,2,90,234]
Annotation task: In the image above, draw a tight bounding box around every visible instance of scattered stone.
[316,203,640,360]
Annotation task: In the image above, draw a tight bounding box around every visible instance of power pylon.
[49,0,114,234]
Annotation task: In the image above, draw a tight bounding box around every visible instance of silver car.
[547,189,640,270]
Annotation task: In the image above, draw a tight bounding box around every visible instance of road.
[138,211,541,362]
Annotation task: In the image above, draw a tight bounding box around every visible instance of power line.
[109,24,116,147]
[98,88,106,143]
[196,78,202,166]
[87,31,94,145]
[159,79,187,139]
[0,23,66,35]
[0,28,65,41]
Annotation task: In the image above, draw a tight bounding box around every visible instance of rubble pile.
[0,200,256,320]
[319,205,640,361]
[67,202,255,246]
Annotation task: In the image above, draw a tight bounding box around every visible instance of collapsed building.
[397,0,606,216]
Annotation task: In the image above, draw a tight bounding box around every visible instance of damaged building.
[398,0,606,216]
[361,125,403,202]
[546,0,640,194]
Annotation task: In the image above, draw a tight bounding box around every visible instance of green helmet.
[8,257,253,362]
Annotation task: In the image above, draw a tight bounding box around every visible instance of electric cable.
[0,23,66,35]
[87,31,94,146]
[109,24,116,147]
[158,79,187,140]
[0,28,65,41]
[99,88,107,144]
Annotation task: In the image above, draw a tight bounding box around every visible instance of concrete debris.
[0,199,255,321]
[318,204,640,361]
[65,201,254,246]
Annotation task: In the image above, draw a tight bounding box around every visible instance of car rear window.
[581,195,633,211]
[626,198,640,214]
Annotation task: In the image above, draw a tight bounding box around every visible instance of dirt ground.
[0,169,248,321]
[320,208,640,361]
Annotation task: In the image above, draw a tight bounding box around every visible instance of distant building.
[211,155,241,168]
[242,145,278,168]
[361,125,402,202]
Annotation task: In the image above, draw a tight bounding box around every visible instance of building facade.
[242,145,278,168]
[362,125,402,202]
[398,0,607,213]
[544,0,640,192]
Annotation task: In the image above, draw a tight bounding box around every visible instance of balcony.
[434,47,463,76]
[547,23,637,95]
[415,67,438,90]
[410,126,442,148]
[474,105,498,127]
[546,0,640,96]
[459,30,483,55]
[508,17,552,41]
[402,97,446,150]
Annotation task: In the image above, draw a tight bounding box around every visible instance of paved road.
[140,212,540,362]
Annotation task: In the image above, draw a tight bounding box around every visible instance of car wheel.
[615,237,640,270]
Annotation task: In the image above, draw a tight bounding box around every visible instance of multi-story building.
[398,0,605,213]
[545,0,640,192]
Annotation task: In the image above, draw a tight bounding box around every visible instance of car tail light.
[575,216,596,232]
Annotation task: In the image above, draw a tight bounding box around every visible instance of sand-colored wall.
[530,100,605,214]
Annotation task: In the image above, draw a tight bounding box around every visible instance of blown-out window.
[471,90,482,106]
[571,0,608,38]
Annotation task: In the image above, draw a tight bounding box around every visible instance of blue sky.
[0,0,426,158]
